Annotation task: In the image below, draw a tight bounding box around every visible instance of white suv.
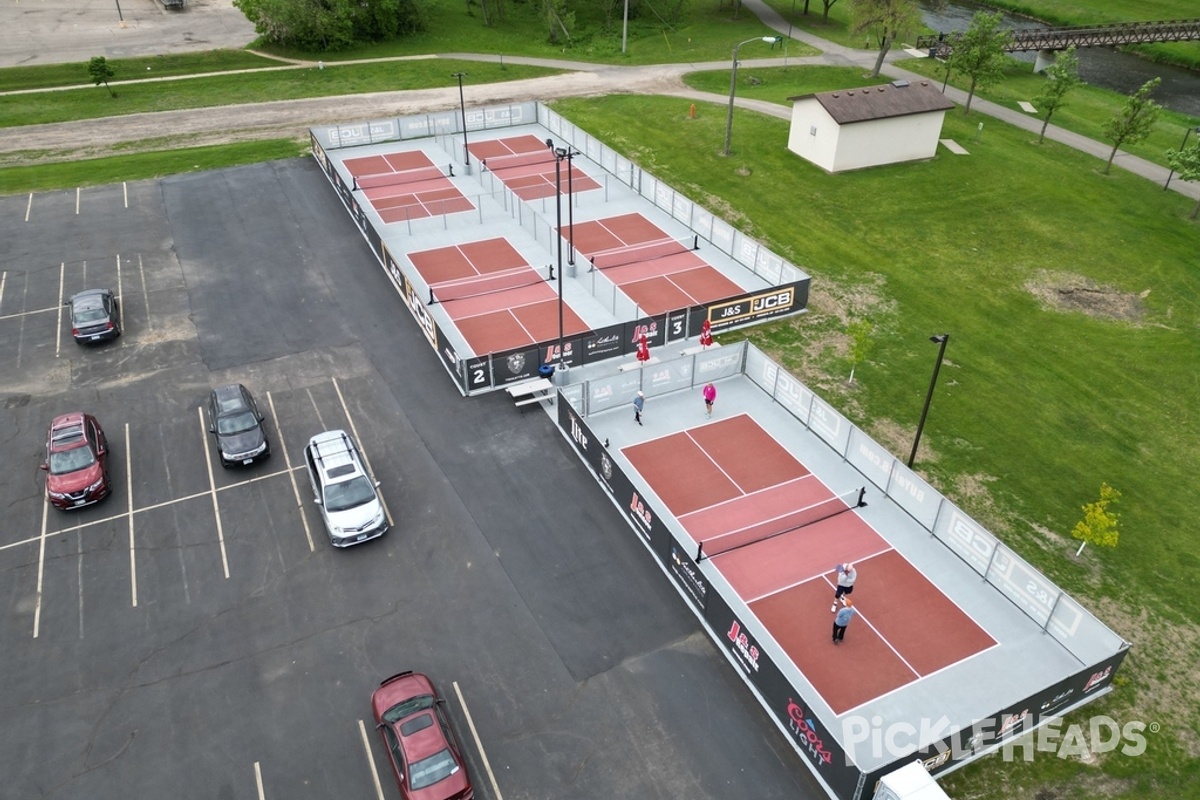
[304,430,388,547]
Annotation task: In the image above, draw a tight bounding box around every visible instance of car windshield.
[324,475,376,512]
[409,748,458,790]
[383,694,435,724]
[75,307,108,324]
[217,410,259,435]
[49,446,95,475]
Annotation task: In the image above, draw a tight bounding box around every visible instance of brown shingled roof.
[788,80,955,124]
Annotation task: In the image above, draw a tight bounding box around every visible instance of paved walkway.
[1,0,1196,202]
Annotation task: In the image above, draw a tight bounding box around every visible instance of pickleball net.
[588,235,700,272]
[482,150,557,173]
[696,486,867,561]
[353,165,450,191]
[428,266,549,304]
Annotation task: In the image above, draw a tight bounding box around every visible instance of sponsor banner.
[329,120,398,147]
[463,357,492,393]
[400,275,438,351]
[876,648,1132,783]
[311,136,331,176]
[703,590,861,800]
[582,323,625,363]
[623,316,666,352]
[540,337,580,369]
[664,307,697,342]
[492,346,542,385]
[667,541,707,612]
[705,281,807,332]
[364,219,382,261]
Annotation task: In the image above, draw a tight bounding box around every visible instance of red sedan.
[371,672,474,800]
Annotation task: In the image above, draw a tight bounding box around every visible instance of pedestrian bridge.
[917,18,1200,60]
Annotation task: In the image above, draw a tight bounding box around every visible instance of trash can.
[538,364,555,379]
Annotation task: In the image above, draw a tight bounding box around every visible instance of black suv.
[206,384,271,467]
[65,288,120,344]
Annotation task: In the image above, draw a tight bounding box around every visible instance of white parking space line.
[24,193,32,222]
[116,254,123,331]
[55,261,64,358]
[357,719,387,800]
[123,182,128,209]
[198,407,231,580]
[75,187,80,215]
[266,391,314,552]
[332,377,394,527]
[137,254,151,332]
[126,423,138,607]
[453,681,504,800]
[253,761,266,800]
[32,490,50,639]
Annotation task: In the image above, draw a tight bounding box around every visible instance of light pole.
[550,146,573,370]
[1163,125,1200,190]
[908,334,950,468]
[724,36,778,157]
[452,72,470,174]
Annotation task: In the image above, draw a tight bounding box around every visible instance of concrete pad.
[940,138,969,155]
[1019,101,1038,113]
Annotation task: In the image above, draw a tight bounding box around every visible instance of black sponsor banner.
[365,217,383,262]
[872,646,1133,785]
[623,315,667,353]
[437,326,465,392]
[539,336,581,369]
[582,323,625,363]
[311,136,332,178]
[666,539,708,613]
[703,590,861,800]
[463,357,492,393]
[705,280,809,333]
[491,346,541,385]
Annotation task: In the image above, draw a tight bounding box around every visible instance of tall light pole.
[549,146,571,370]
[908,334,950,468]
[723,36,778,157]
[452,72,470,174]
[1163,125,1200,190]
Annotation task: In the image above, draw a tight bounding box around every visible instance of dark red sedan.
[371,672,474,800]
[41,412,111,510]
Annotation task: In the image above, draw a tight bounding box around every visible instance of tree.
[1071,482,1120,557]
[88,56,116,98]
[849,0,924,78]
[1032,46,1082,144]
[1101,77,1161,175]
[947,11,1011,115]
[543,0,573,44]
[846,319,874,384]
[234,0,424,51]
[1166,138,1200,220]
[820,0,839,23]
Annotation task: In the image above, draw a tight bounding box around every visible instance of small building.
[786,80,955,173]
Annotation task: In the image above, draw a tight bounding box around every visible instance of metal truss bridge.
[916,18,1200,59]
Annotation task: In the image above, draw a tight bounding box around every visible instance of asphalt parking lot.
[0,159,821,799]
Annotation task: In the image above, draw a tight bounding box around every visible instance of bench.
[680,342,721,357]
[505,377,554,409]
[618,357,659,372]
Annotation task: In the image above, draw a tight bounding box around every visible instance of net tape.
[482,150,557,173]
[588,236,699,272]
[696,487,867,561]
[353,165,449,191]
[428,266,548,304]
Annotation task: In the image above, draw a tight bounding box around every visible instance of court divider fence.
[553,342,1129,799]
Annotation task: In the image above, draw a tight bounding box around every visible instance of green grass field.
[551,92,1199,800]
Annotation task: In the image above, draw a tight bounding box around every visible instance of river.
[919,0,1200,118]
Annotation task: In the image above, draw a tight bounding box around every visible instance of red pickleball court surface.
[468,134,602,201]
[570,212,744,316]
[343,150,474,223]
[622,414,997,714]
[408,237,589,355]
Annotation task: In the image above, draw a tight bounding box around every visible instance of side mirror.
[314,496,323,505]
[40,463,49,472]
[374,481,381,489]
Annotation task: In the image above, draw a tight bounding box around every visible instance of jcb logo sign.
[750,289,794,313]
[709,287,796,327]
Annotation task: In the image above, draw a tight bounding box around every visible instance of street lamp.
[549,145,578,370]
[723,36,778,157]
[907,334,950,468]
[1163,125,1200,190]
[452,72,470,174]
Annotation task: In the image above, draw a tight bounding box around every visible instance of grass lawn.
[0,59,561,128]
[0,50,283,93]
[0,139,309,193]
[551,93,1199,800]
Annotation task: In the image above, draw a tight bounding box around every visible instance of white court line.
[55,261,64,358]
[267,390,315,552]
[453,681,504,800]
[816,573,921,680]
[357,719,386,800]
[254,760,266,800]
[198,407,231,579]
[678,473,817,520]
[32,488,49,639]
[332,377,393,527]
[25,193,32,222]
[744,544,894,604]
[0,465,306,554]
[126,423,137,607]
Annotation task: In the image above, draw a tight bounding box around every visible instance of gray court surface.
[0,160,822,799]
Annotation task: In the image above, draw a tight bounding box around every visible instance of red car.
[41,412,111,510]
[371,672,474,800]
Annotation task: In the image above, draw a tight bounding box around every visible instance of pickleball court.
[343,150,473,223]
